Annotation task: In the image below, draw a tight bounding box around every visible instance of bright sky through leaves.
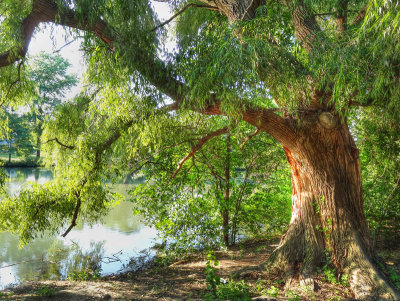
[28,1,172,100]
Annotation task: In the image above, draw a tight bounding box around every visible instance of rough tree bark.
[262,112,398,299]
[198,0,399,298]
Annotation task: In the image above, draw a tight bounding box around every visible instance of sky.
[27,1,173,99]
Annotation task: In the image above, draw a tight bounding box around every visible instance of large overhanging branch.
[195,101,297,149]
[0,0,185,103]
[0,0,297,150]
[0,0,113,68]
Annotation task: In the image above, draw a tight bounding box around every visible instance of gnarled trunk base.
[265,121,399,300]
[267,226,398,299]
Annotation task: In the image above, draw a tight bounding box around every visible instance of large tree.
[27,52,78,159]
[0,0,399,299]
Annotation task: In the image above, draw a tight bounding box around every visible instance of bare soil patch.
[1,237,398,300]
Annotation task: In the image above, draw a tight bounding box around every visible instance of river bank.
[0,159,41,168]
[4,236,399,301]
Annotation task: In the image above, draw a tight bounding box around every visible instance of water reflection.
[4,168,53,196]
[0,168,157,290]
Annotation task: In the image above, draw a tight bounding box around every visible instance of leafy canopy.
[0,0,399,244]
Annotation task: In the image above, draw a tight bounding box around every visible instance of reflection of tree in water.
[4,168,53,184]
[103,184,143,234]
[12,240,105,282]
[65,241,104,280]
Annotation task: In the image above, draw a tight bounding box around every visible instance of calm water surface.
[0,168,157,290]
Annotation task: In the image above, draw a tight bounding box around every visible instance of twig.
[151,3,218,32]
[53,39,77,53]
[102,250,123,263]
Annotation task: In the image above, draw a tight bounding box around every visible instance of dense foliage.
[132,118,291,249]
[0,0,397,246]
[0,1,400,297]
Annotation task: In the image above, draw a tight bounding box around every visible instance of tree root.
[262,234,400,300]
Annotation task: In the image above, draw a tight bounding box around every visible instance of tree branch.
[0,0,114,68]
[240,128,260,149]
[151,3,219,32]
[53,39,77,53]
[43,137,75,150]
[349,100,373,107]
[314,10,358,17]
[348,89,374,107]
[172,126,229,178]
[198,102,297,149]
[0,60,24,106]
[0,0,297,149]
[352,3,368,26]
[289,0,323,53]
[61,193,81,237]
[0,0,186,104]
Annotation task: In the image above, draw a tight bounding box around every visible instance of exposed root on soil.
[263,233,400,300]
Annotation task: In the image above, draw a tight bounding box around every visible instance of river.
[0,168,157,290]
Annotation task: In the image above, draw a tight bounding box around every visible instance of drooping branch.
[151,3,219,32]
[0,0,296,150]
[60,118,137,236]
[61,192,81,237]
[172,126,229,178]
[0,60,24,106]
[98,120,133,151]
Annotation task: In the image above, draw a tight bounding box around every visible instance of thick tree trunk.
[221,211,229,246]
[267,118,399,299]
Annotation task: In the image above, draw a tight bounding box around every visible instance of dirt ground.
[1,236,399,301]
